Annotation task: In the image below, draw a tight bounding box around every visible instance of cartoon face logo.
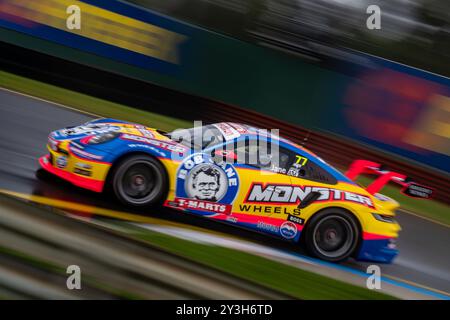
[190,166,222,201]
[176,154,239,208]
[186,164,227,202]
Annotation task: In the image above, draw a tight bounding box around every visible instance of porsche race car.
[39,119,432,263]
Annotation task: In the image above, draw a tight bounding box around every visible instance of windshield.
[165,125,224,150]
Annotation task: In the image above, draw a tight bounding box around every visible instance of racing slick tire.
[111,154,168,208]
[303,208,360,262]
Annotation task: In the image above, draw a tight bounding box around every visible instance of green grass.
[0,70,190,132]
[122,222,395,300]
[356,176,450,226]
[0,245,144,299]
[1,69,448,225]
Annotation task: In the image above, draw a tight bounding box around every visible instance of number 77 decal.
[295,155,308,166]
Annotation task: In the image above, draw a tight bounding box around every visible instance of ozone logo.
[176,153,239,204]
[280,221,298,239]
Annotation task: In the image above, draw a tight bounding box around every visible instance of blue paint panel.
[213,218,303,243]
[357,238,398,263]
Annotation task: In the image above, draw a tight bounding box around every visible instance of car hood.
[51,119,149,140]
[49,118,180,153]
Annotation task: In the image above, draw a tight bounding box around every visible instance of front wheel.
[111,155,168,207]
[303,208,360,262]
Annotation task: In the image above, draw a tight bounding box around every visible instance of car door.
[169,125,241,217]
[282,151,340,228]
[214,137,299,239]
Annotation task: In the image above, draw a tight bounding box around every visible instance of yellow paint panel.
[48,144,110,181]
[2,0,186,63]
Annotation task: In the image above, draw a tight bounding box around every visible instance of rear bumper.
[39,155,104,192]
[356,238,399,263]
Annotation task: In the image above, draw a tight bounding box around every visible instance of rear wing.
[345,160,433,199]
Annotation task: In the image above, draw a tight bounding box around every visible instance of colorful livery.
[39,119,431,263]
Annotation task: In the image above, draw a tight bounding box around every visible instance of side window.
[233,139,291,170]
[213,138,290,170]
[287,157,337,185]
[212,139,336,184]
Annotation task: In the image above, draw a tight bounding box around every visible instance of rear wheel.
[304,208,360,262]
[111,155,168,207]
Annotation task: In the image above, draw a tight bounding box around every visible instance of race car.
[38,119,432,263]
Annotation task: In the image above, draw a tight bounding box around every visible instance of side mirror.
[298,191,321,209]
[212,149,238,163]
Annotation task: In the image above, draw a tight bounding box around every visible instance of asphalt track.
[0,88,449,297]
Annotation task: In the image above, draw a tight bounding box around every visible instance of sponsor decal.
[56,155,68,168]
[294,155,308,166]
[287,215,305,225]
[225,216,238,223]
[280,221,298,239]
[213,123,241,140]
[70,141,85,150]
[265,157,308,176]
[176,153,239,214]
[73,168,92,176]
[75,162,92,169]
[121,134,186,153]
[128,144,167,157]
[268,164,286,174]
[287,167,300,177]
[256,221,279,233]
[69,145,104,160]
[59,124,120,137]
[228,123,248,134]
[402,183,433,199]
[239,204,302,216]
[135,125,155,139]
[174,198,231,214]
[167,201,178,208]
[245,183,374,208]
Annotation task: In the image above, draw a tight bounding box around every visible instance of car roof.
[211,122,354,184]
[211,122,318,157]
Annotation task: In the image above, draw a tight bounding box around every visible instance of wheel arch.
[104,150,169,193]
[300,206,363,254]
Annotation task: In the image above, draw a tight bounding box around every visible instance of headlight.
[372,213,396,223]
[48,137,60,151]
[86,132,119,145]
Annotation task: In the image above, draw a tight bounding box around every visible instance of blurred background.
[0,0,448,299]
[128,0,450,75]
